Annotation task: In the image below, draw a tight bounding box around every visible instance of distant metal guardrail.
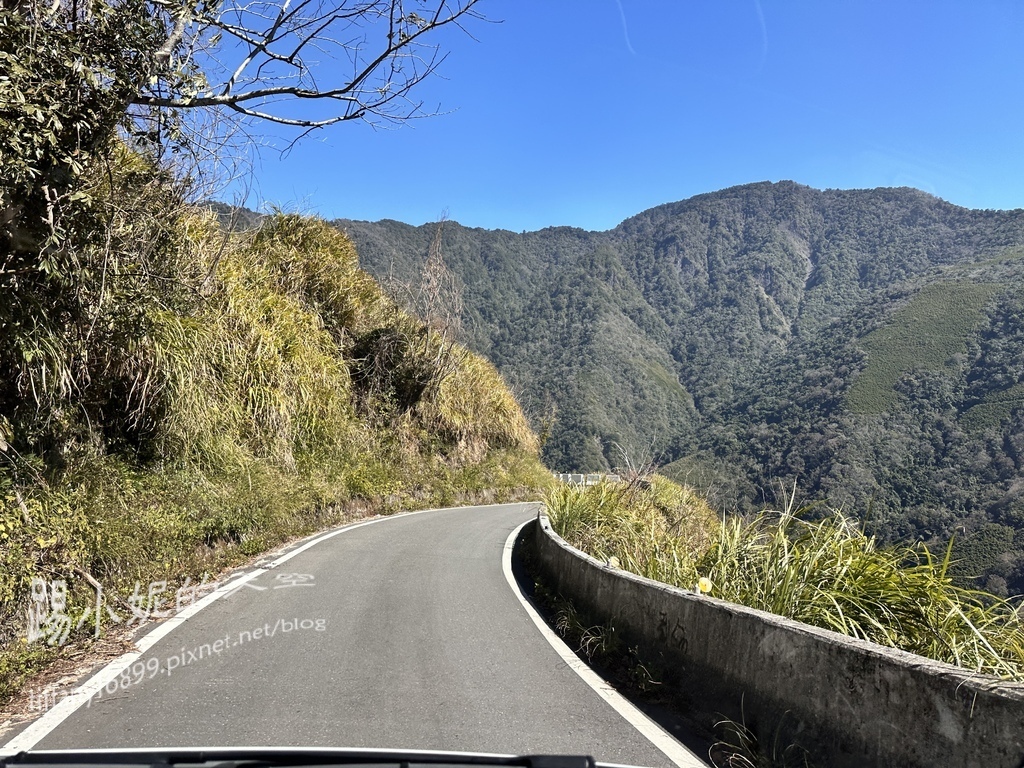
[552,473,621,486]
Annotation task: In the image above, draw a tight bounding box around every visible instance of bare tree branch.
[129,0,487,130]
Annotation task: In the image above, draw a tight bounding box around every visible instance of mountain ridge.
[333,181,1024,594]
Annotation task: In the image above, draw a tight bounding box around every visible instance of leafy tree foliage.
[1,2,170,442]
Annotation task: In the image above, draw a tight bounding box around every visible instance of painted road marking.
[2,504,476,752]
[501,520,707,768]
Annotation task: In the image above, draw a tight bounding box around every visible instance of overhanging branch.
[129,0,487,129]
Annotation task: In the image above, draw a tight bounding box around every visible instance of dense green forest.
[335,182,1024,594]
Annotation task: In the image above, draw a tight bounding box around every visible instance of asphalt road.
[25,503,702,766]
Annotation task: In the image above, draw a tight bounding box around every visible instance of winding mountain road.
[5,503,705,767]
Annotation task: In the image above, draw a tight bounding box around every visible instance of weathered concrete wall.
[529,514,1024,768]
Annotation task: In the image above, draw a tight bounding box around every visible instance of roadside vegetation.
[545,478,1024,680]
[1,0,546,708]
[546,475,718,590]
[0,160,548,707]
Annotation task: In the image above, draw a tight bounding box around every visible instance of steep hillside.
[337,181,1024,592]
[2,172,547,702]
[338,222,699,469]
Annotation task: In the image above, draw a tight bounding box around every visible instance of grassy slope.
[1,206,550,705]
[961,382,1024,431]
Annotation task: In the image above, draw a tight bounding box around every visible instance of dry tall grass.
[2,202,546,703]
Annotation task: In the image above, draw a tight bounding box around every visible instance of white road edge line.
[4,502,517,753]
[501,519,707,768]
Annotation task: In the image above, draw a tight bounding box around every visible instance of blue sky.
[224,1,1024,232]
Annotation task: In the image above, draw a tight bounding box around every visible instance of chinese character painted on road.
[273,573,315,589]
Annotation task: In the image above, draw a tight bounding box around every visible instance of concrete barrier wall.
[529,514,1024,768]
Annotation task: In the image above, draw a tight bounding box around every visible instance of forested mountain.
[336,181,1024,594]
[339,183,1024,593]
